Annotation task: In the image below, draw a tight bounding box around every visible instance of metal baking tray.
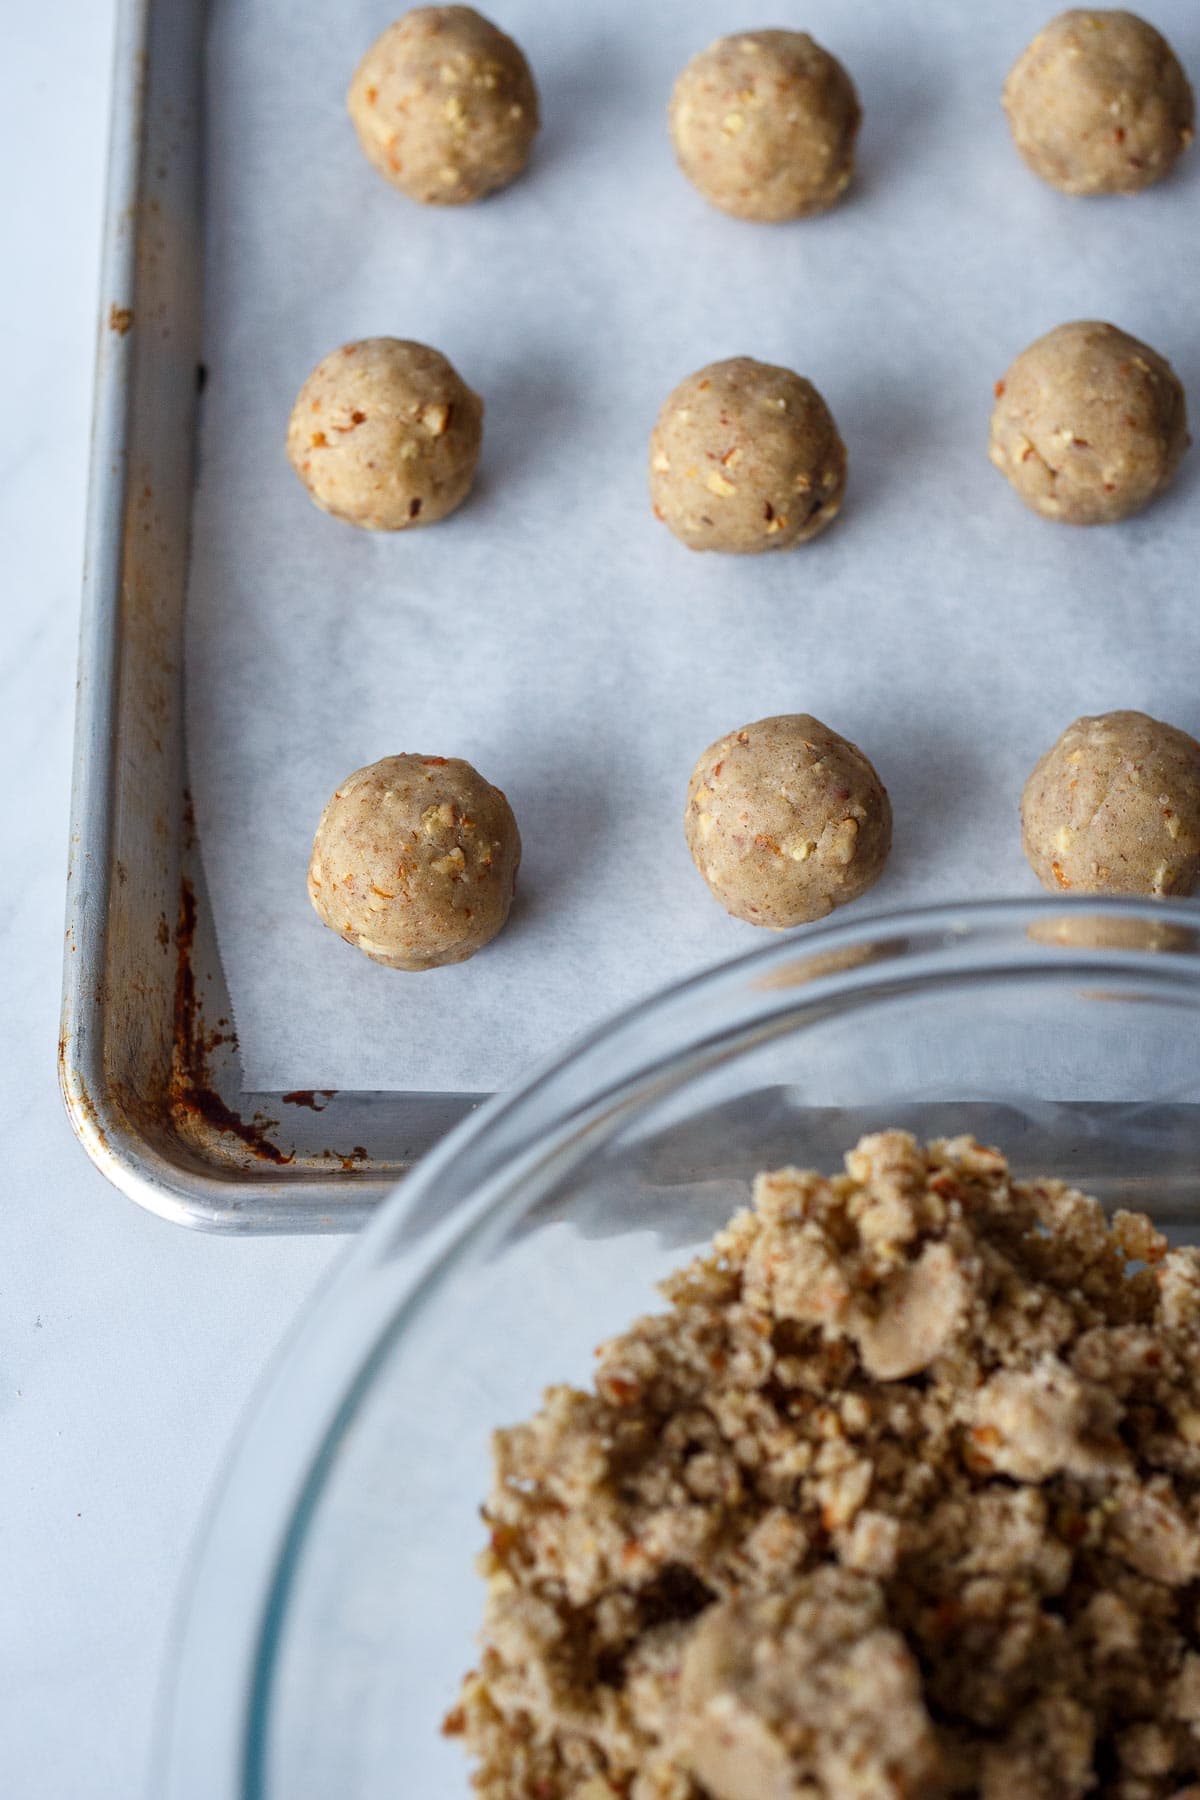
[60,0,1200,1236]
[60,0,478,1231]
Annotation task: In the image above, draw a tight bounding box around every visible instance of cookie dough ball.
[650,359,847,554]
[308,754,520,969]
[1003,10,1194,196]
[989,321,1188,525]
[669,31,860,221]
[347,6,539,205]
[1021,711,1200,896]
[685,715,891,927]
[287,338,483,531]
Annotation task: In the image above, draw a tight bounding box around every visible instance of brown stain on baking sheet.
[281,1089,337,1111]
[322,1146,370,1172]
[57,1036,111,1159]
[170,876,293,1165]
[108,304,134,336]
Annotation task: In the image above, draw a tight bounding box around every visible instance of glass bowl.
[160,897,1200,1799]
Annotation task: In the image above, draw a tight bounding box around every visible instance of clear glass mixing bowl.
[160,898,1200,1799]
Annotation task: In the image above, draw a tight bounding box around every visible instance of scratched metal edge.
[59,0,159,1208]
[59,0,482,1233]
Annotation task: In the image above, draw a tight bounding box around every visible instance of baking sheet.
[187,0,1200,1094]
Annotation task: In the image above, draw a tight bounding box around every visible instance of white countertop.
[1,9,343,1792]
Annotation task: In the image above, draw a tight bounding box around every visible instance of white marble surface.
[0,8,342,1793]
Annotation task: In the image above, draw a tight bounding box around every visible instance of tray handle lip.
[59,0,153,1208]
[54,0,340,1236]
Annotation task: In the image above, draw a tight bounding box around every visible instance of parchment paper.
[187,0,1200,1093]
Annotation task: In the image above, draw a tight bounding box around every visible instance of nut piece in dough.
[308,754,520,969]
[287,338,483,531]
[1003,10,1194,196]
[669,30,860,221]
[685,714,891,927]
[1021,710,1200,896]
[650,358,847,554]
[347,6,539,205]
[989,320,1188,525]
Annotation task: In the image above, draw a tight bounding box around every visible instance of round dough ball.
[685,715,891,927]
[650,358,847,554]
[287,338,483,531]
[988,321,1188,525]
[347,6,539,205]
[1003,10,1194,196]
[669,30,860,221]
[1021,711,1200,896]
[308,754,520,969]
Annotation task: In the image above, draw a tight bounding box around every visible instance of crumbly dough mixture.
[286,338,483,531]
[347,5,539,205]
[1003,10,1194,197]
[1022,710,1200,897]
[449,1131,1200,1799]
[308,753,519,969]
[650,359,847,554]
[669,30,860,222]
[684,715,891,927]
[989,321,1188,526]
